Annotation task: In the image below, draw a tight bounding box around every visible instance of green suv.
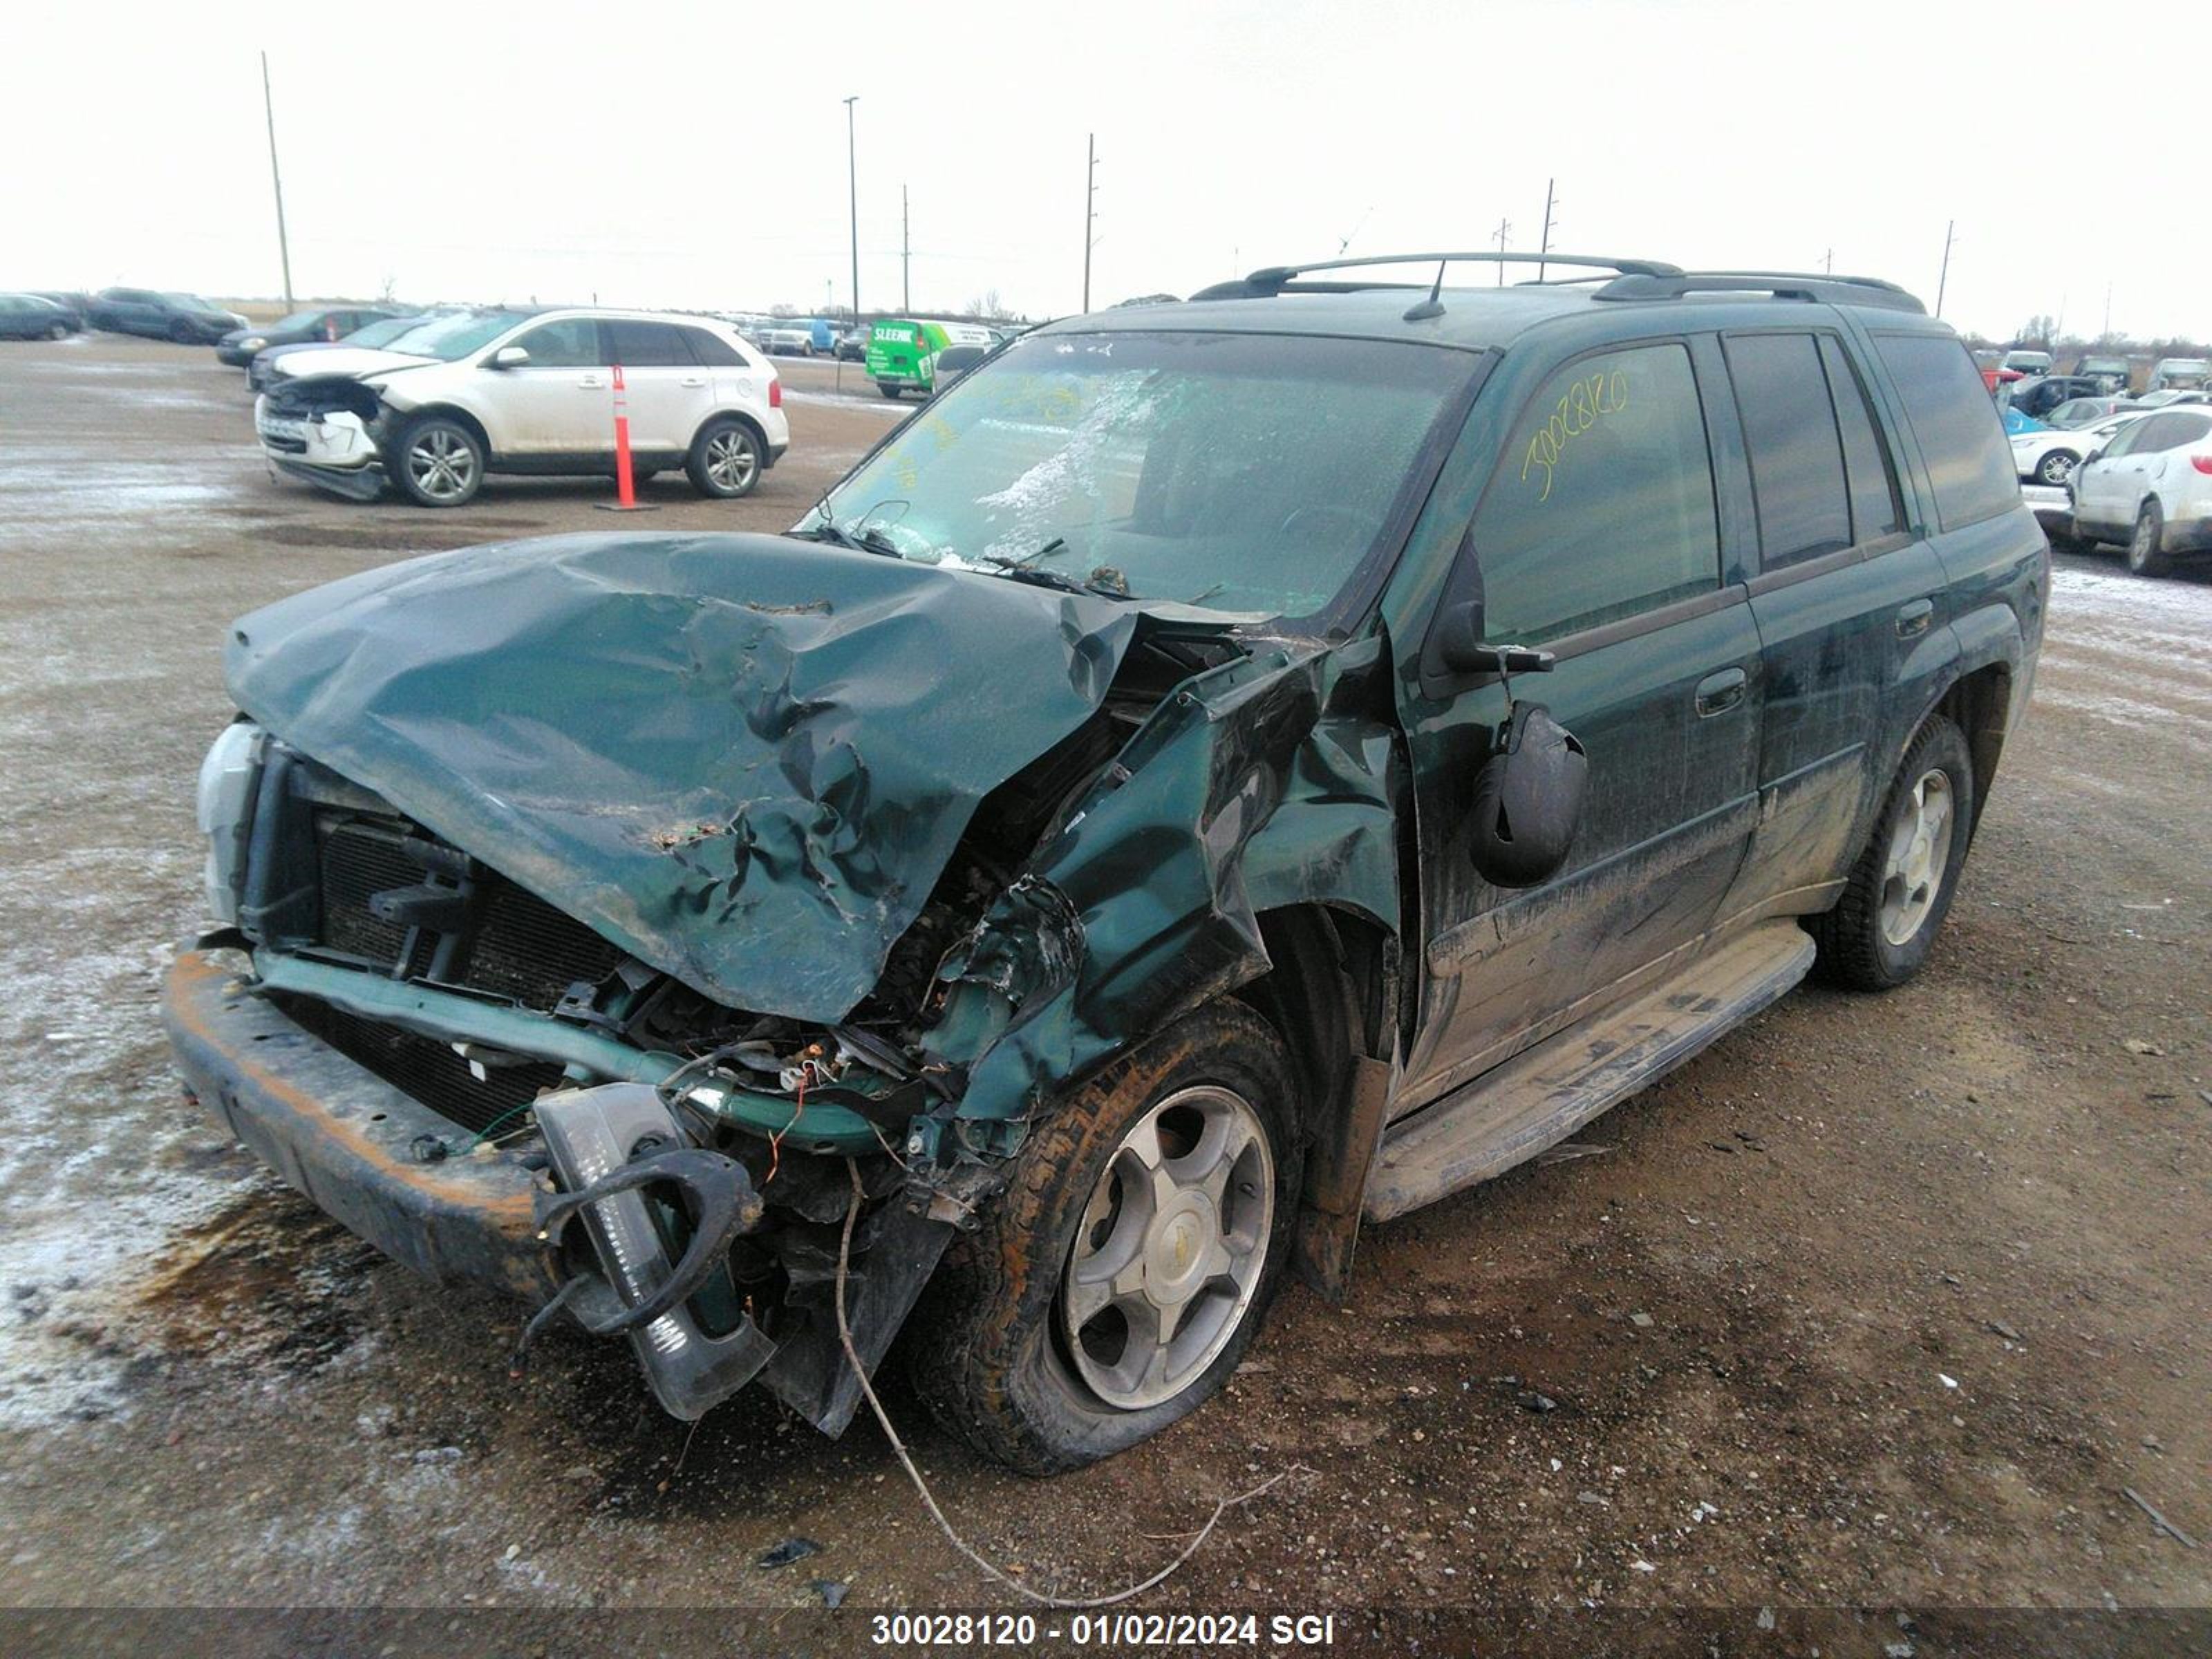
[167,252,2044,1474]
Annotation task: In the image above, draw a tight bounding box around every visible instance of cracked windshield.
[805,330,1476,615]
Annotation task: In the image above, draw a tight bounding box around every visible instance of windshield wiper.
[979,559,1137,602]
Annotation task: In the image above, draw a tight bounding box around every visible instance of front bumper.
[162,946,554,1302]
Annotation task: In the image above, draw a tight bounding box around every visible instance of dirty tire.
[686,417,760,499]
[2127,500,2173,578]
[169,319,196,344]
[1811,713,1976,991]
[906,1000,1304,1476]
[390,415,485,508]
[46,321,69,341]
[878,382,903,400]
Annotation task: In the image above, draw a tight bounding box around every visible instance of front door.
[488,317,612,458]
[1398,338,1763,1112]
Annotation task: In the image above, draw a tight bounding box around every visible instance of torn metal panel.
[221,531,1216,1025]
[924,632,1406,1143]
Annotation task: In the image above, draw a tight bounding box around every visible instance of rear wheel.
[2127,499,2173,577]
[1811,714,1975,991]
[2033,450,2079,487]
[686,417,760,498]
[877,382,903,400]
[168,319,196,344]
[907,1000,1304,1474]
[391,415,485,507]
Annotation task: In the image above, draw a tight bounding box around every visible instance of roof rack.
[1190,251,1683,303]
[1595,270,1926,315]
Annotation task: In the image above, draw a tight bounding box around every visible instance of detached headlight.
[241,336,267,351]
[196,720,265,926]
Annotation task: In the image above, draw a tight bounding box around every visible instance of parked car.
[30,290,93,319]
[88,288,245,343]
[2074,354,2131,393]
[249,313,445,392]
[0,293,80,339]
[2005,374,2107,420]
[2148,357,2209,392]
[760,321,818,357]
[254,308,787,507]
[834,326,868,362]
[170,253,2043,1472]
[1999,348,2054,376]
[865,316,996,397]
[2041,395,2134,429]
[925,341,989,393]
[2068,404,2212,575]
[2012,406,2152,486]
[2129,388,2211,409]
[217,306,401,368]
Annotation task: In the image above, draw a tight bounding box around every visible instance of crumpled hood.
[224,532,1167,1022]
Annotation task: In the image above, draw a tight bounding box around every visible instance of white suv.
[254,308,789,507]
[2069,404,2212,577]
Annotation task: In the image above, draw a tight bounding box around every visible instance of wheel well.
[391,404,492,463]
[1936,663,2012,827]
[1234,906,1395,1141]
[691,409,767,456]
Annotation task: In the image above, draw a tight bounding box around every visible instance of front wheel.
[45,321,68,341]
[1811,713,1976,991]
[390,415,485,507]
[168,319,196,344]
[2127,500,2173,577]
[907,1000,1303,1475]
[686,417,760,498]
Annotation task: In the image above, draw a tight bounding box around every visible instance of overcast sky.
[9,0,2204,341]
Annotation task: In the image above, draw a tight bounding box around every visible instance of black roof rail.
[1595,270,1927,315]
[1191,251,1683,302]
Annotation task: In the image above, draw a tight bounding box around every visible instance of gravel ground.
[1,337,2206,1657]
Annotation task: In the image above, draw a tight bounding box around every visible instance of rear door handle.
[1694,666,1747,718]
[1896,598,1935,639]
[679,376,707,388]
[577,374,607,389]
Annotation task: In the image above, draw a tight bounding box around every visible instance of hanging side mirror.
[1432,597,1559,677]
[1469,702,1588,888]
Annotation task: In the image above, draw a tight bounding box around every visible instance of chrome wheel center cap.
[1145,1195,1217,1303]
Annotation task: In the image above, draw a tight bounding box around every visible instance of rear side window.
[684,328,745,366]
[1873,333,2021,529]
[1820,337,1903,542]
[1726,332,1853,567]
[2127,411,2212,453]
[605,321,693,367]
[1476,342,1722,644]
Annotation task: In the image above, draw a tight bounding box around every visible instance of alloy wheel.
[706,428,758,494]
[1878,768,1953,946]
[407,429,478,503]
[1058,1085,1274,1411]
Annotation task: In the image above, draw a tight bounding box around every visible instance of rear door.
[603,319,702,453]
[1398,338,1763,1109]
[1718,328,1947,919]
[488,317,611,458]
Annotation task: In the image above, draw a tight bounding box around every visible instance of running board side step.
[1364,922,1815,1221]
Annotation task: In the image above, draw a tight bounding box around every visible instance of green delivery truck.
[866,317,997,400]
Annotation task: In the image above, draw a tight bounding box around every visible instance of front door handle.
[577,374,608,389]
[1896,598,1935,639]
[679,376,707,388]
[1694,666,1747,718]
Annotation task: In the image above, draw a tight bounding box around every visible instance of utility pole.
[1492,218,1511,284]
[260,52,294,310]
[2102,281,2112,339]
[843,96,860,324]
[1537,178,1556,282]
[1824,247,1833,274]
[1082,133,1099,313]
[901,184,910,313]
[1935,218,1955,319]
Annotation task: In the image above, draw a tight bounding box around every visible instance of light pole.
[1082,133,1098,313]
[261,52,294,310]
[843,96,861,324]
